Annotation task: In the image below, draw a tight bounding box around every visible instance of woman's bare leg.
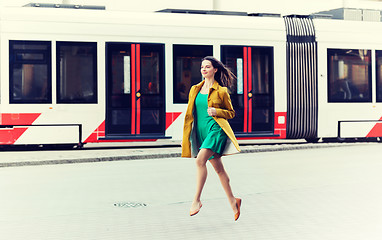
[190,148,214,212]
[209,155,238,213]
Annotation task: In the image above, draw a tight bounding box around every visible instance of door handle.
[248,92,253,98]
[136,92,141,98]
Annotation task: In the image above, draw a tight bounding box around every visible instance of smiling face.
[201,60,217,79]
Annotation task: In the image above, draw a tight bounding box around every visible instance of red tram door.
[106,43,165,138]
[221,46,274,136]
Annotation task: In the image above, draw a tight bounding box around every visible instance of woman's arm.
[212,88,235,119]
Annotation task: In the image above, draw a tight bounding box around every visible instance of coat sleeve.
[182,85,195,132]
[181,86,195,157]
[184,86,195,118]
[215,87,235,120]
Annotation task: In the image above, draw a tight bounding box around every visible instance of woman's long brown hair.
[202,56,236,88]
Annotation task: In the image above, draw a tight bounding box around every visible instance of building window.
[173,45,213,103]
[57,42,97,103]
[327,49,371,102]
[9,41,52,103]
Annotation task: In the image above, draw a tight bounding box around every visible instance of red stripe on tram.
[131,44,136,135]
[243,47,248,133]
[248,47,252,133]
[136,44,141,135]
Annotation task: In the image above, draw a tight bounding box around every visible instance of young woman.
[181,56,242,221]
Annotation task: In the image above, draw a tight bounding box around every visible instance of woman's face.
[201,60,217,79]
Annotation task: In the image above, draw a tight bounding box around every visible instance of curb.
[0,142,371,168]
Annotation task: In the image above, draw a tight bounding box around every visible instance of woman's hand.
[207,107,217,117]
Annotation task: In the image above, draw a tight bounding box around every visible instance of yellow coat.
[181,80,241,158]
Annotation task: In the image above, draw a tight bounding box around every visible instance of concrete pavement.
[1,143,382,239]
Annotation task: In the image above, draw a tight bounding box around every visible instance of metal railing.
[337,120,382,139]
[0,124,83,146]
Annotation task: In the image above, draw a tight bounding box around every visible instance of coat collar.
[195,80,205,90]
[211,80,219,90]
[195,80,220,91]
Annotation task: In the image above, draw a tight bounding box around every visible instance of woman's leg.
[209,155,238,213]
[190,148,214,212]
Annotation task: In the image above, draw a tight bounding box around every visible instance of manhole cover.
[114,202,147,208]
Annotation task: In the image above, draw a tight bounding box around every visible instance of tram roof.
[0,4,286,31]
[0,4,286,43]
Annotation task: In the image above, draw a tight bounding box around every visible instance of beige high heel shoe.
[234,198,242,221]
[190,203,203,216]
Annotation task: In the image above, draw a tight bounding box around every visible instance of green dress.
[194,92,227,159]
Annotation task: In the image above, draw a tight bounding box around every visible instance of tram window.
[57,42,97,103]
[328,49,371,102]
[9,41,52,103]
[376,51,382,102]
[173,45,213,103]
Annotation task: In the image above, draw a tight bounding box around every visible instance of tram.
[0,3,382,147]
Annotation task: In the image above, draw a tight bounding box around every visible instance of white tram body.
[315,19,382,138]
[0,4,381,146]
